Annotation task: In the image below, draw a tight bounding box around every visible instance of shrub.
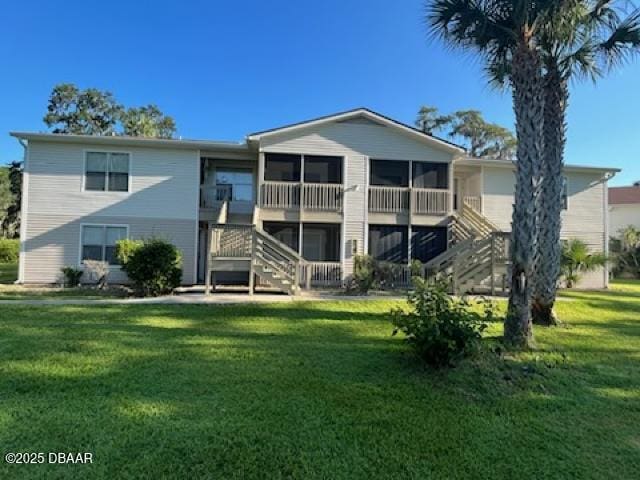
[410,259,423,278]
[391,277,494,368]
[117,238,182,296]
[561,239,607,288]
[616,246,640,279]
[61,266,83,287]
[351,254,376,294]
[0,238,19,263]
[115,238,143,264]
[83,260,110,289]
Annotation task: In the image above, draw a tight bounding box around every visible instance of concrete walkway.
[0,291,405,306]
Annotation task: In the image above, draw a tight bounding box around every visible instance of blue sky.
[1,0,638,185]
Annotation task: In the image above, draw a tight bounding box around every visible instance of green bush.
[115,238,144,264]
[351,254,376,294]
[117,238,182,297]
[61,266,83,287]
[0,238,19,263]
[616,246,640,279]
[391,277,493,368]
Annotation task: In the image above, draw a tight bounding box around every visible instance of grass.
[0,284,127,300]
[0,284,638,478]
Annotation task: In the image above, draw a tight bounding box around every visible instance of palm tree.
[561,239,607,288]
[427,0,564,347]
[532,1,640,325]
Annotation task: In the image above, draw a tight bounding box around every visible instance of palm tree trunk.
[504,42,544,347]
[532,60,567,326]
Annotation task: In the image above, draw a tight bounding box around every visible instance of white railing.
[303,262,343,287]
[463,196,482,213]
[210,224,253,257]
[368,186,410,213]
[260,182,300,209]
[200,185,232,208]
[412,188,450,215]
[302,183,343,211]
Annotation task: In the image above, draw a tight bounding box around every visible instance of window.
[81,225,128,265]
[302,223,340,261]
[215,168,254,202]
[304,156,342,184]
[85,152,130,192]
[370,160,409,187]
[264,153,301,182]
[413,162,448,189]
[262,222,299,252]
[368,225,408,263]
[562,177,568,210]
[411,227,448,262]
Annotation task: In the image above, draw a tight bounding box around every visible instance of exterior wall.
[481,166,608,289]
[21,141,200,284]
[609,204,640,237]
[259,118,455,277]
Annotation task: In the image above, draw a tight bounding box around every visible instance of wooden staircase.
[205,205,307,295]
[425,199,510,295]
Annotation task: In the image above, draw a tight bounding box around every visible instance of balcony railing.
[368,186,410,213]
[301,262,343,287]
[412,188,450,215]
[368,186,450,215]
[302,183,343,211]
[260,181,343,212]
[463,196,482,213]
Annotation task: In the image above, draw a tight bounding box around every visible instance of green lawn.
[0,284,638,478]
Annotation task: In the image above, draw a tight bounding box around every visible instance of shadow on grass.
[1,295,640,478]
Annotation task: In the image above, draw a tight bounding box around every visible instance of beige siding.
[260,118,455,278]
[27,141,199,219]
[482,166,608,288]
[261,119,453,162]
[609,204,640,236]
[344,155,368,277]
[23,214,197,284]
[22,141,200,284]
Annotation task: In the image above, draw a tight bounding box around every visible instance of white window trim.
[82,149,132,193]
[78,223,130,269]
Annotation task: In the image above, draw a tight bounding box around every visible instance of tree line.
[43,83,177,138]
[415,105,517,160]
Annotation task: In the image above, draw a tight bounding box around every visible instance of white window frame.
[78,223,130,269]
[82,150,132,193]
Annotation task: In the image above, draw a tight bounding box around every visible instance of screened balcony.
[260,153,344,212]
[368,159,451,215]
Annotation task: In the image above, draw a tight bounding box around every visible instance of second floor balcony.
[260,181,343,212]
[259,153,344,212]
[368,159,451,215]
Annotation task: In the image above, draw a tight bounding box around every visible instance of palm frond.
[598,7,640,69]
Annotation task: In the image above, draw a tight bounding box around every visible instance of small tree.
[561,239,607,288]
[117,238,182,297]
